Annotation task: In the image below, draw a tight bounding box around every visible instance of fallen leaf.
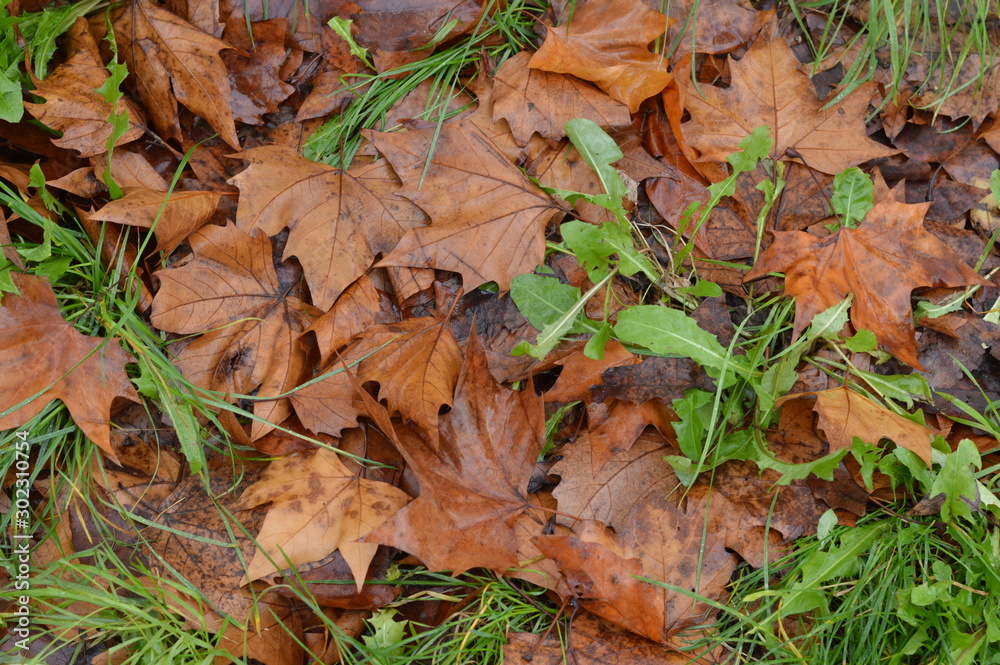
[221,18,295,124]
[371,118,563,290]
[544,340,640,403]
[551,429,679,529]
[493,51,631,146]
[505,613,695,665]
[24,20,145,157]
[0,273,138,461]
[536,494,736,643]
[355,316,463,441]
[87,188,223,254]
[587,399,676,472]
[664,0,766,57]
[744,189,988,368]
[345,0,485,73]
[305,275,400,367]
[365,329,545,574]
[236,447,410,589]
[529,0,672,112]
[780,387,938,466]
[150,223,315,440]
[680,19,897,176]
[112,0,240,149]
[230,145,427,311]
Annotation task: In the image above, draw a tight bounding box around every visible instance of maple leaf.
[493,51,631,146]
[365,330,546,574]
[779,387,938,466]
[354,317,463,442]
[528,0,672,113]
[221,18,295,125]
[371,118,563,291]
[744,191,988,368]
[24,20,145,157]
[505,613,694,665]
[305,275,399,368]
[229,146,427,311]
[551,430,678,530]
[150,223,315,440]
[0,273,138,461]
[680,19,897,175]
[536,495,736,643]
[112,0,240,149]
[236,447,410,590]
[87,189,223,254]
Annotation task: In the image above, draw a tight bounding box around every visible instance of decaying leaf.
[150,223,315,439]
[230,146,427,311]
[779,387,938,465]
[24,20,145,157]
[372,118,563,290]
[745,190,988,368]
[112,0,240,148]
[365,330,545,574]
[87,189,223,254]
[681,19,897,175]
[493,51,631,146]
[536,494,736,643]
[237,447,410,589]
[0,273,138,461]
[529,0,672,112]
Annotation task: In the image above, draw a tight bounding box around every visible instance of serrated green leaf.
[328,17,373,69]
[510,273,581,330]
[0,70,22,123]
[930,438,982,523]
[561,220,614,281]
[805,296,851,342]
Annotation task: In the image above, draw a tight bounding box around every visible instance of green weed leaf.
[564,118,626,202]
[831,166,873,230]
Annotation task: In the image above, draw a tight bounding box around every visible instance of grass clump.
[302,0,545,168]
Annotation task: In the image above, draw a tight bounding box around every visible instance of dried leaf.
[87,188,223,254]
[681,19,896,175]
[0,273,138,461]
[372,118,562,290]
[24,20,145,157]
[493,51,631,146]
[112,0,240,148]
[365,330,545,574]
[745,190,988,368]
[230,146,427,310]
[529,0,672,112]
[150,223,315,440]
[237,447,410,589]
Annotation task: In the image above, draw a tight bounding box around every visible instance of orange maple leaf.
[681,19,897,175]
[744,190,988,368]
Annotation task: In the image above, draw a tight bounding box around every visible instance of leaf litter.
[3,0,1000,662]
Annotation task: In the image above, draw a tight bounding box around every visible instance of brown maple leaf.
[0,273,138,461]
[236,447,410,590]
[528,0,672,113]
[681,19,897,175]
[151,223,316,440]
[221,18,295,125]
[744,190,988,368]
[505,613,696,665]
[112,0,240,149]
[536,495,736,643]
[354,317,463,442]
[229,146,427,311]
[493,51,631,146]
[87,189,223,254]
[778,387,938,466]
[371,118,563,291]
[24,20,145,157]
[305,275,399,368]
[364,329,545,575]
